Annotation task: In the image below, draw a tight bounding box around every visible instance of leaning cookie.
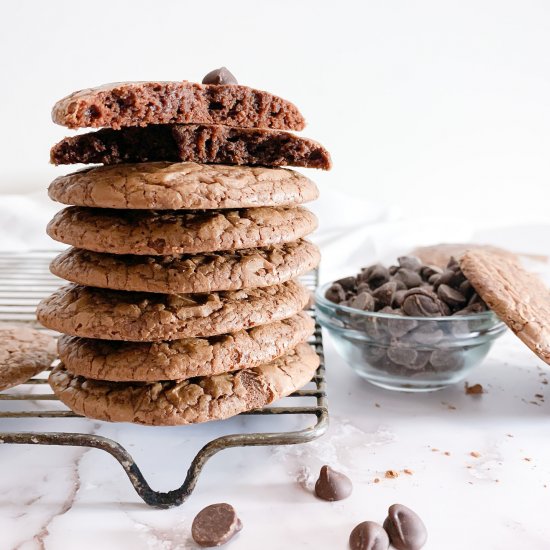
[49,343,319,425]
[57,312,315,382]
[0,323,57,391]
[460,250,550,365]
[47,206,317,255]
[37,281,310,341]
[50,240,320,294]
[48,162,319,210]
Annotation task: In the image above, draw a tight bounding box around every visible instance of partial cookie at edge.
[0,323,57,391]
[460,250,550,364]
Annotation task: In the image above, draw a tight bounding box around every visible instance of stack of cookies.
[37,68,331,426]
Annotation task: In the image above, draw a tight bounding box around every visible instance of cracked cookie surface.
[460,250,550,364]
[50,240,320,293]
[37,281,310,341]
[52,81,305,131]
[49,343,319,425]
[0,323,57,391]
[47,206,317,255]
[57,312,314,381]
[48,162,319,210]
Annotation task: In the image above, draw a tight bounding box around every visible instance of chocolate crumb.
[385,470,399,479]
[465,382,484,395]
[374,477,380,484]
[444,451,451,456]
[404,469,414,475]
[470,451,481,458]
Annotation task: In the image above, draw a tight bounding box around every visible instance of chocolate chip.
[420,265,442,281]
[365,264,390,288]
[383,503,427,550]
[202,67,238,85]
[430,348,464,370]
[351,291,375,311]
[437,284,467,308]
[392,289,408,308]
[314,465,352,501]
[387,314,418,338]
[192,503,242,547]
[325,283,346,304]
[398,256,422,271]
[349,521,390,550]
[454,303,486,315]
[409,322,445,345]
[401,288,443,317]
[387,346,418,367]
[394,268,423,289]
[335,276,357,291]
[372,281,397,308]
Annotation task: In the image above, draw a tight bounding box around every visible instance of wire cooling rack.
[0,251,328,508]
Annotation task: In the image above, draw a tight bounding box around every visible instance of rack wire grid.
[0,250,328,508]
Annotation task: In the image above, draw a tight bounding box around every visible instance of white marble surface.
[1,328,550,549]
[1,192,550,549]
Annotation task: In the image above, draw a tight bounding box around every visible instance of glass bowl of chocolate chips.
[316,256,506,391]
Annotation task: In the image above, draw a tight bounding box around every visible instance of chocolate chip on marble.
[372,281,398,308]
[437,284,467,308]
[383,503,427,550]
[349,521,390,550]
[314,465,352,501]
[351,291,375,311]
[192,503,242,547]
[202,67,238,85]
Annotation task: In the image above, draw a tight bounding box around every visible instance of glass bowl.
[315,282,507,392]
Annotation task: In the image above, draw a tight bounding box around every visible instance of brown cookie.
[37,281,310,341]
[0,323,57,391]
[49,343,319,425]
[48,162,319,210]
[46,206,317,255]
[50,124,332,170]
[52,81,305,131]
[460,250,550,364]
[57,312,314,381]
[50,241,320,294]
[411,243,517,269]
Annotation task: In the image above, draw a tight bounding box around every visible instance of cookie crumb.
[385,470,399,479]
[535,393,544,399]
[403,469,414,475]
[374,403,381,408]
[443,451,451,456]
[431,448,440,452]
[465,382,484,395]
[506,434,514,438]
[470,451,481,458]
[524,457,532,462]
[373,478,380,484]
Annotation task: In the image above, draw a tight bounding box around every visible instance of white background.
[1,0,550,225]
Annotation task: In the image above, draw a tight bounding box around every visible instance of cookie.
[52,81,305,131]
[50,124,332,170]
[49,343,319,425]
[50,240,320,294]
[46,206,317,255]
[460,250,550,364]
[48,162,319,210]
[57,312,314,381]
[37,281,310,341]
[411,243,517,269]
[0,323,57,391]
